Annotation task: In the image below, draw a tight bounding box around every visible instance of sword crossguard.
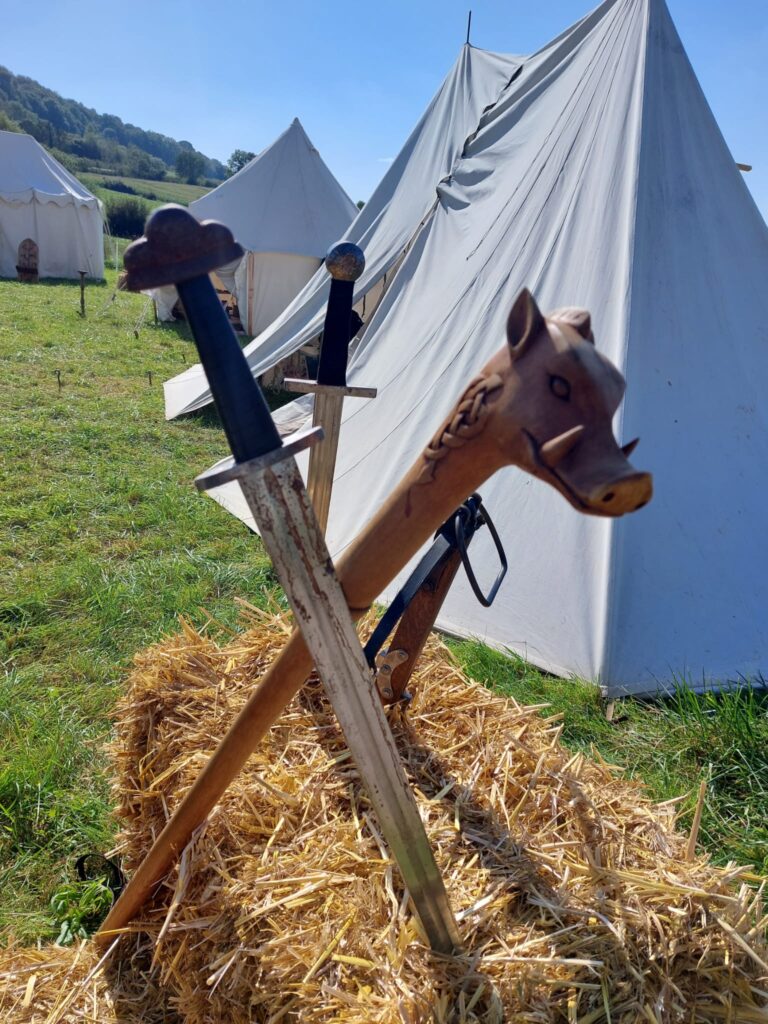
[123,204,244,292]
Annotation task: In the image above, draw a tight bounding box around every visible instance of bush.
[101,180,136,195]
[104,196,149,239]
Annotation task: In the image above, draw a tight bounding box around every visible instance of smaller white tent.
[0,130,104,279]
[185,119,357,335]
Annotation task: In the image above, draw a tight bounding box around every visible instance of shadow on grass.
[177,386,295,431]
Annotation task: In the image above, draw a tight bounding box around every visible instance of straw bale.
[2,605,766,1023]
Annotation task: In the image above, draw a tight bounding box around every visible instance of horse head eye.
[550,375,571,401]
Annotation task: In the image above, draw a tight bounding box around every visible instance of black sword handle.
[316,242,365,387]
[176,278,282,462]
[123,205,282,464]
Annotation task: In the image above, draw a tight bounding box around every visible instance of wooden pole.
[385,547,465,702]
[79,271,86,317]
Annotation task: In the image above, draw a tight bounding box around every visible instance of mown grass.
[0,265,274,940]
[0,266,765,945]
[80,174,210,210]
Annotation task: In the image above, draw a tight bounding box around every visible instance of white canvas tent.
[158,119,357,334]
[163,46,522,419]
[180,0,768,696]
[0,130,104,279]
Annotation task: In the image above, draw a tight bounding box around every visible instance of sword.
[97,205,459,954]
[284,242,376,533]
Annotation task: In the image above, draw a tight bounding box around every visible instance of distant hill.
[0,65,226,184]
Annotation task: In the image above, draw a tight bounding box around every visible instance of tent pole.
[466,10,472,45]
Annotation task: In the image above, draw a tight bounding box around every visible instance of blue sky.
[3,0,767,216]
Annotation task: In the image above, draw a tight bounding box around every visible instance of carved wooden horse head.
[420,289,652,517]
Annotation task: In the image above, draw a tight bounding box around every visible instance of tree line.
[0,65,227,184]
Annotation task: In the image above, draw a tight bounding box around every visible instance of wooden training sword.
[285,241,376,534]
[97,205,460,954]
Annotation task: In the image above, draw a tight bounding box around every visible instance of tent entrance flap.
[236,251,321,337]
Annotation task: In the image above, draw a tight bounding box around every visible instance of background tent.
[176,118,357,337]
[201,0,768,697]
[0,130,104,279]
[163,47,522,420]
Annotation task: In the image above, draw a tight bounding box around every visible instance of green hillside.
[80,175,210,207]
[0,65,226,184]
[74,174,211,239]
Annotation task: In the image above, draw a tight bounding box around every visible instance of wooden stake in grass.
[78,271,86,317]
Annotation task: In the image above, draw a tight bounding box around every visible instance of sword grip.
[316,242,365,387]
[177,277,282,464]
[317,278,354,386]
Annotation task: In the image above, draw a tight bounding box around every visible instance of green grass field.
[80,174,210,211]
[0,264,765,944]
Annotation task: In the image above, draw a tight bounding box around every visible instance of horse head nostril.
[586,472,652,514]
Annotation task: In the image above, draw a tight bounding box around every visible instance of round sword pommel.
[123,204,244,292]
[325,241,365,282]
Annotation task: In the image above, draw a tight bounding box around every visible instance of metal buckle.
[453,494,508,607]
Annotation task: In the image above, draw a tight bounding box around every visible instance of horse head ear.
[507,288,546,360]
[549,307,594,343]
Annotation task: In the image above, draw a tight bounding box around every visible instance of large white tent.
[178,118,357,336]
[181,0,768,696]
[0,130,104,279]
[164,47,522,419]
